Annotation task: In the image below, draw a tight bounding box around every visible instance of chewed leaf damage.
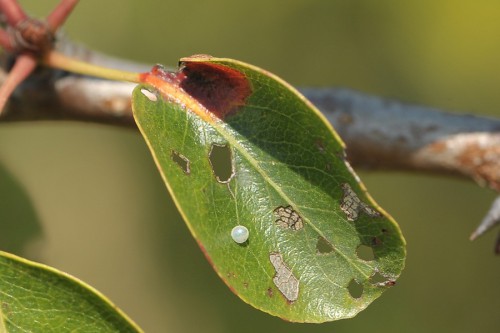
[171,150,190,174]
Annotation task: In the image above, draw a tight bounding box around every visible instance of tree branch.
[3,45,499,192]
[2,44,500,247]
[305,88,500,192]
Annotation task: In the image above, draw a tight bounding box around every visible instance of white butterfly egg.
[231,225,249,244]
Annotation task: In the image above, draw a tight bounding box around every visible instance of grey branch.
[305,88,500,192]
[1,45,500,243]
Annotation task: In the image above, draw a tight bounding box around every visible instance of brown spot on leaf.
[269,252,299,302]
[267,287,274,297]
[177,60,252,119]
[139,60,252,123]
[340,183,381,221]
[372,236,383,246]
[274,206,304,231]
[1,302,10,315]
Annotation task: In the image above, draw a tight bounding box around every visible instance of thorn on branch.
[46,0,80,31]
[470,196,500,244]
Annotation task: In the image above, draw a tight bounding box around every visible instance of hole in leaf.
[140,88,158,102]
[316,236,334,254]
[370,272,386,284]
[209,144,233,183]
[370,272,396,287]
[356,245,375,261]
[171,151,190,174]
[348,279,363,299]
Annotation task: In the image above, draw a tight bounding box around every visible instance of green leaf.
[132,55,406,322]
[0,251,143,332]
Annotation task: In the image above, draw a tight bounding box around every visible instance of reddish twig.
[0,28,13,51]
[46,0,80,31]
[0,0,80,113]
[0,0,26,27]
[0,53,36,112]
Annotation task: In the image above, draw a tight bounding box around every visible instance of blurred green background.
[1,1,499,332]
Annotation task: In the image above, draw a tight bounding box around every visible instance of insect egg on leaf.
[231,225,249,244]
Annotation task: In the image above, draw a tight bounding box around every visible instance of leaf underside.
[0,251,142,332]
[132,56,406,322]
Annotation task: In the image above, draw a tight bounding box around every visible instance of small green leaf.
[0,251,143,332]
[132,56,406,322]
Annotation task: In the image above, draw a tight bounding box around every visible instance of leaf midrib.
[202,108,371,280]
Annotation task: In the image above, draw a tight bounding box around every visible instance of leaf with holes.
[0,251,143,332]
[132,55,406,322]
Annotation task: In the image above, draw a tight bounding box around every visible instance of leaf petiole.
[43,51,141,83]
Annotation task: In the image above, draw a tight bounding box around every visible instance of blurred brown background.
[1,1,499,332]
